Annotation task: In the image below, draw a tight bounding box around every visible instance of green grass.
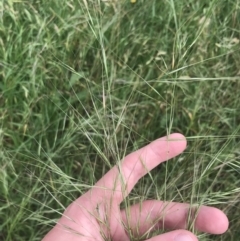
[1,0,240,240]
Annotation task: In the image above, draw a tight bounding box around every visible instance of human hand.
[42,133,228,241]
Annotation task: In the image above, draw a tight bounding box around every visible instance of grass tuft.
[1,0,240,240]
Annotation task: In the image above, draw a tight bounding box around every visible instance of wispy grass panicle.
[1,0,240,240]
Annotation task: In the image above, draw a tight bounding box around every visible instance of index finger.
[85,133,187,204]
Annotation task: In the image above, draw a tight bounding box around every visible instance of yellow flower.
[131,0,137,3]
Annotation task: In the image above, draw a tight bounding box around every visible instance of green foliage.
[1,0,240,240]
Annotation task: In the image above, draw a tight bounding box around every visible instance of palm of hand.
[43,134,228,241]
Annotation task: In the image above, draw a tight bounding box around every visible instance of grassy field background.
[1,0,240,240]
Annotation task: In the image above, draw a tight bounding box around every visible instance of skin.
[42,133,229,241]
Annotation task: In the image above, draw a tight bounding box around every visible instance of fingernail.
[174,234,193,241]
